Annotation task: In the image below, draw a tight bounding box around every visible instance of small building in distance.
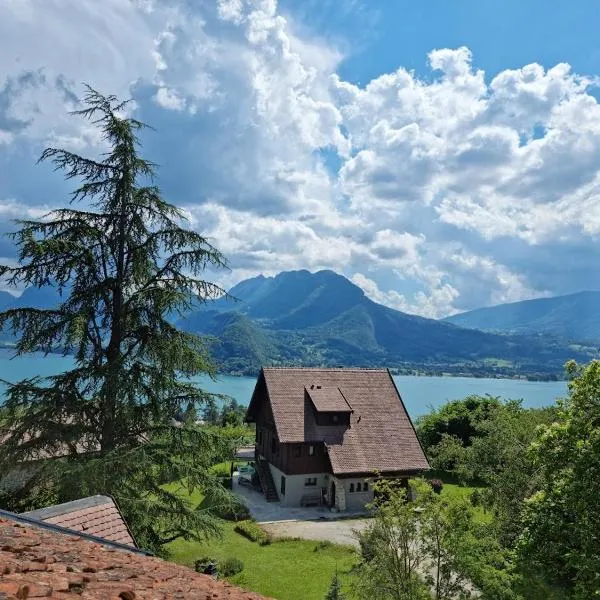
[245,367,429,510]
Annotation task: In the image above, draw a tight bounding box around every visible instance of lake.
[0,350,568,418]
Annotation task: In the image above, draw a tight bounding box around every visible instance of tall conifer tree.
[0,87,235,553]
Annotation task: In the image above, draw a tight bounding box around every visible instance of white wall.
[267,463,328,507]
[337,477,374,511]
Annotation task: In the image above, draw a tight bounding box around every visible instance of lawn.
[167,522,358,600]
[426,470,492,524]
[163,481,358,600]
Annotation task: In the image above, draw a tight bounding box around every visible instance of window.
[349,483,355,493]
[305,477,317,486]
[271,437,278,455]
[331,414,339,424]
[280,476,286,496]
[356,482,362,492]
[294,445,302,458]
[364,482,369,492]
[308,445,315,456]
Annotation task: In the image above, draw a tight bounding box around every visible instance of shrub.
[428,478,443,494]
[194,557,218,575]
[214,498,250,521]
[470,488,482,507]
[219,557,244,577]
[211,463,232,477]
[216,474,233,490]
[234,520,272,545]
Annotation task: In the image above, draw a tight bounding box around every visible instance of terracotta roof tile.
[22,496,136,548]
[0,516,271,599]
[260,368,430,475]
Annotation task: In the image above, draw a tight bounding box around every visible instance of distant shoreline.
[0,344,568,383]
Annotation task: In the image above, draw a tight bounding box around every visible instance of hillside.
[178,270,594,378]
[444,291,600,343]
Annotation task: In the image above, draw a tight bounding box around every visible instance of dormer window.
[306,386,353,427]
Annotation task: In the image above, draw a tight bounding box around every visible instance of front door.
[330,481,336,508]
[280,475,286,496]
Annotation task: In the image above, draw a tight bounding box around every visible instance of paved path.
[232,474,368,523]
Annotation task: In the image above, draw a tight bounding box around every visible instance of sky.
[2,0,600,318]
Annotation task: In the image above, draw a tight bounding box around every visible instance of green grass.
[426,470,492,524]
[163,480,358,599]
[167,522,358,600]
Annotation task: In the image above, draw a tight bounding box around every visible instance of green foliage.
[219,398,246,427]
[234,520,272,545]
[518,360,600,597]
[466,401,558,544]
[0,87,233,555]
[324,572,346,600]
[416,395,502,452]
[355,479,434,600]
[419,397,559,545]
[220,556,244,577]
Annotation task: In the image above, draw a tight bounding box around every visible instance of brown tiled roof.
[260,368,429,475]
[22,495,136,547]
[306,387,353,413]
[0,515,271,599]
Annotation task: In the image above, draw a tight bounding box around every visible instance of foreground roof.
[0,514,270,599]
[255,367,430,475]
[23,494,136,547]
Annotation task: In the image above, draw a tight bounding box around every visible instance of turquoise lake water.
[0,350,568,419]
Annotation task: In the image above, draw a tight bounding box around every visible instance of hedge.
[233,520,272,545]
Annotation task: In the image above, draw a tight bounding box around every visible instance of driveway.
[261,518,369,547]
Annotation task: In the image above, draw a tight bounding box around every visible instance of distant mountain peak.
[444,290,600,343]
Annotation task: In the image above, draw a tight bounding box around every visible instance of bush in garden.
[194,557,218,575]
[219,557,244,577]
[428,478,444,494]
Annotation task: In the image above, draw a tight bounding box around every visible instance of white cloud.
[154,86,186,111]
[3,0,600,318]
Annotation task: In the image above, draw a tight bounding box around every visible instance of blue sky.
[2,0,600,317]
[287,0,600,82]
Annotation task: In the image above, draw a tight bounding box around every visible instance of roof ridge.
[23,495,111,520]
[0,508,150,556]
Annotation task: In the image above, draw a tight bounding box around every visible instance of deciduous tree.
[519,360,600,597]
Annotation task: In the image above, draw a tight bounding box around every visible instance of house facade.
[245,367,429,510]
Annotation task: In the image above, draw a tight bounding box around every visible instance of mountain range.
[444,291,600,343]
[178,270,595,378]
[1,271,595,379]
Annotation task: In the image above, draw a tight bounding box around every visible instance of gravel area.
[261,518,369,547]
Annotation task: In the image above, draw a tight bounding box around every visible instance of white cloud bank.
[1,0,600,317]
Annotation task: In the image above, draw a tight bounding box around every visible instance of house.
[22,494,136,547]
[245,367,429,510]
[0,509,270,599]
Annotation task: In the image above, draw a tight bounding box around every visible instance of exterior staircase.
[256,458,279,502]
